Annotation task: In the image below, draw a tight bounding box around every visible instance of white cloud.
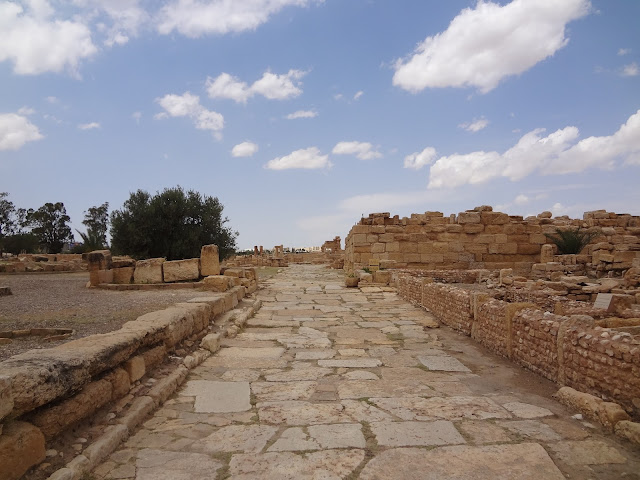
[333,93,343,100]
[45,96,59,104]
[332,141,382,160]
[427,109,640,188]
[514,194,530,205]
[0,1,97,75]
[621,62,639,77]
[618,48,631,56]
[156,92,224,136]
[404,147,437,170]
[17,106,35,115]
[73,0,149,47]
[459,117,489,132]
[393,0,590,93]
[353,91,364,100]
[265,147,330,170]
[286,110,317,119]
[0,112,43,150]
[78,121,100,130]
[206,70,306,103]
[156,0,318,38]
[232,141,258,157]
[132,111,141,124]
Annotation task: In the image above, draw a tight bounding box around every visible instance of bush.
[2,233,40,254]
[545,227,600,255]
[110,187,237,260]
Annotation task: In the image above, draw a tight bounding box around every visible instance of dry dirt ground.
[0,267,281,361]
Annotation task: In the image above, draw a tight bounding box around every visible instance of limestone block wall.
[397,273,640,417]
[345,208,640,276]
[0,254,86,273]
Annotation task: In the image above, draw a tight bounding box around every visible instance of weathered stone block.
[0,421,45,480]
[540,244,555,263]
[134,258,165,284]
[458,212,481,224]
[200,244,221,276]
[0,375,13,421]
[223,268,245,278]
[112,266,134,284]
[124,355,146,382]
[480,211,509,225]
[103,368,130,400]
[203,275,234,292]
[163,258,200,282]
[30,380,112,438]
[97,269,114,284]
[111,256,136,268]
[201,333,221,353]
[142,345,167,370]
[372,270,392,284]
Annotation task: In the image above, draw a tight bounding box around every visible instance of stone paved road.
[92,265,640,480]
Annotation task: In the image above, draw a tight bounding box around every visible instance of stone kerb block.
[223,268,246,278]
[163,258,200,282]
[113,266,134,284]
[0,421,45,480]
[203,275,234,292]
[0,375,13,421]
[134,258,165,284]
[200,244,221,276]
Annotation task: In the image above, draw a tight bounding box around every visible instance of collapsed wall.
[345,207,640,276]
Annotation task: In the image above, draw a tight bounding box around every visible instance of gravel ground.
[0,272,213,361]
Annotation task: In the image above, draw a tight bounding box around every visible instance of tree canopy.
[110,187,237,260]
[29,202,74,254]
[77,202,109,251]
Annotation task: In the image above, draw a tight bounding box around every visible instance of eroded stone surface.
[419,355,471,372]
[359,444,565,480]
[179,380,250,413]
[136,449,223,480]
[370,396,512,421]
[501,402,554,419]
[371,420,465,447]
[547,440,627,465]
[191,425,277,453]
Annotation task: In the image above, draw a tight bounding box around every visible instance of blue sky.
[1,0,639,250]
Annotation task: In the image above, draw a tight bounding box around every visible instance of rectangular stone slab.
[179,380,250,413]
[419,355,471,372]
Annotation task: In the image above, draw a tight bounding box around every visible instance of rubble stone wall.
[345,208,640,276]
[422,283,473,335]
[397,273,640,417]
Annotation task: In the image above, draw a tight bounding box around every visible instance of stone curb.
[44,296,262,480]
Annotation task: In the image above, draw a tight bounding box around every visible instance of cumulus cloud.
[73,0,149,47]
[393,0,590,93]
[156,0,318,38]
[0,112,43,150]
[206,70,306,104]
[427,109,640,188]
[404,147,437,170]
[332,141,382,160]
[514,194,530,205]
[0,1,97,75]
[265,147,330,170]
[621,62,639,77]
[17,106,35,115]
[353,91,364,100]
[618,48,631,56]
[132,111,141,124]
[156,92,224,136]
[459,117,489,132]
[78,121,100,130]
[232,141,258,157]
[286,110,317,119]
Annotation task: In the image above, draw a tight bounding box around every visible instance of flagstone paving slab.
[179,380,251,413]
[359,443,565,480]
[370,395,512,421]
[191,424,278,454]
[135,449,223,480]
[318,358,382,368]
[419,354,472,372]
[547,440,627,465]
[501,401,555,419]
[371,420,466,447]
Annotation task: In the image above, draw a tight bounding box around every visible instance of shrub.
[545,227,600,255]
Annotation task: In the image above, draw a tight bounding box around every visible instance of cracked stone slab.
[341,399,394,422]
[201,356,288,369]
[370,396,512,421]
[342,370,379,380]
[547,440,627,465]
[135,449,223,480]
[191,425,278,453]
[251,381,317,401]
[496,420,562,442]
[419,355,471,372]
[371,420,466,447]
[337,348,367,357]
[218,347,285,358]
[258,401,351,425]
[359,443,565,480]
[221,369,261,382]
[456,421,512,444]
[336,378,436,399]
[501,402,554,419]
[264,368,333,382]
[308,423,366,449]
[229,450,365,479]
[318,359,382,368]
[180,380,250,413]
[295,350,336,360]
[267,427,320,452]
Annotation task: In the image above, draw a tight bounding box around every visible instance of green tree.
[29,202,74,254]
[81,202,109,249]
[0,192,15,253]
[110,186,237,260]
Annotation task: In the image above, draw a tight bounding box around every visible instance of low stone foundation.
[0,283,252,480]
[397,272,640,419]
